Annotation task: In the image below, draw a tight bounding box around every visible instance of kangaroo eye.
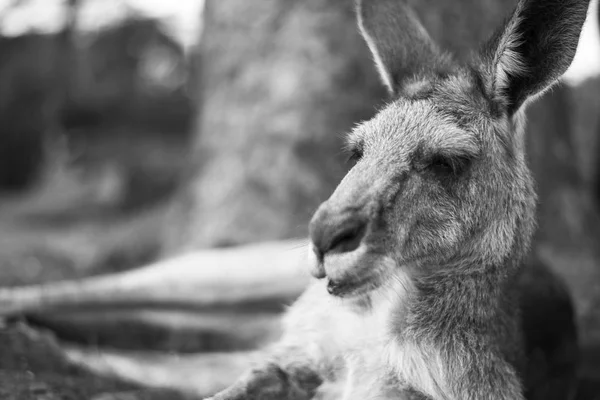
[426,155,470,176]
[346,146,364,164]
[428,155,453,175]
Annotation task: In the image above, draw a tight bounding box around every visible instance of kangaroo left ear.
[479,0,591,115]
[356,0,454,95]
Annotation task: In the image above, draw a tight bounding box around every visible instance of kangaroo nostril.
[327,279,341,295]
[309,208,368,259]
[328,220,366,254]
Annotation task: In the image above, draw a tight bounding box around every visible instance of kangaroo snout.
[308,203,368,275]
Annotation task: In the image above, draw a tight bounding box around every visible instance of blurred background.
[0,0,600,399]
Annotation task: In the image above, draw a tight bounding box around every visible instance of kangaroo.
[206,0,589,399]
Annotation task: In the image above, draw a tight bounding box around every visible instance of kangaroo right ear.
[479,0,591,115]
[356,0,451,95]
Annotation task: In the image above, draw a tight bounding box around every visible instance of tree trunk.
[163,0,386,252]
[527,82,600,344]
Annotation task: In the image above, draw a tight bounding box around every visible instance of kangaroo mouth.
[326,275,381,298]
[316,246,392,298]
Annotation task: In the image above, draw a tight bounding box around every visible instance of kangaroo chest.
[326,282,416,400]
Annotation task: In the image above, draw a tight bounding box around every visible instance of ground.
[0,132,196,400]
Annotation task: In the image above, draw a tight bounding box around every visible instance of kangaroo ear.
[356,0,452,95]
[480,0,591,115]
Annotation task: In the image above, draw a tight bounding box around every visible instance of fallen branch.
[0,239,311,317]
[63,346,262,396]
[26,308,283,352]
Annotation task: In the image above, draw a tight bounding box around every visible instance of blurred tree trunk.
[526,84,600,345]
[163,0,386,252]
[0,0,79,193]
[167,0,600,337]
[59,0,81,103]
[0,35,56,192]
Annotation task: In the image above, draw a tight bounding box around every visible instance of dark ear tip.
[479,0,591,114]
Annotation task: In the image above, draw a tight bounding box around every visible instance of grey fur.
[206,0,590,399]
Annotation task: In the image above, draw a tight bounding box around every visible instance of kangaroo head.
[308,0,589,297]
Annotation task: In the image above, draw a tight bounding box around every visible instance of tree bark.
[527,82,600,344]
[163,0,386,252]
